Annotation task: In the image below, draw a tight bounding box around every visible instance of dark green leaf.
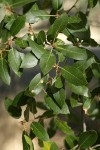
[31,122,49,141]
[20,52,38,68]
[56,45,88,60]
[24,106,29,122]
[65,135,77,148]
[79,130,98,149]
[61,66,87,86]
[27,98,37,114]
[22,131,29,150]
[39,51,56,75]
[15,38,28,49]
[10,16,25,36]
[37,30,46,45]
[92,63,100,78]
[0,58,11,85]
[1,29,10,43]
[29,39,45,59]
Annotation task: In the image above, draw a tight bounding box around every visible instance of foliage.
[0,0,100,149]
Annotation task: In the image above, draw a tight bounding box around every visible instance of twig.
[67,0,79,13]
[92,144,100,149]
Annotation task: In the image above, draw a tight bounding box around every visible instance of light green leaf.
[11,0,36,8]
[39,51,56,75]
[24,135,34,150]
[67,82,89,97]
[0,4,5,23]
[29,39,45,59]
[0,58,11,85]
[20,52,38,68]
[55,76,63,88]
[56,45,88,60]
[8,48,23,76]
[61,66,87,86]
[65,135,77,148]
[50,142,59,150]
[29,73,44,95]
[26,4,49,23]
[10,16,25,36]
[70,97,82,108]
[31,122,49,141]
[55,119,74,135]
[79,130,98,149]
[52,0,63,10]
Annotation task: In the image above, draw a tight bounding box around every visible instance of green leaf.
[27,98,37,114]
[24,106,29,122]
[56,45,88,60]
[70,96,82,108]
[1,29,10,43]
[61,66,87,86]
[4,97,22,118]
[22,131,29,150]
[0,58,11,85]
[8,48,23,76]
[37,30,46,45]
[53,89,65,108]
[50,142,59,150]
[31,122,49,141]
[0,4,5,23]
[5,14,15,30]
[65,135,77,148]
[10,16,25,36]
[11,0,36,8]
[55,76,63,88]
[67,82,89,97]
[88,0,98,8]
[29,73,44,95]
[24,135,34,150]
[55,119,74,135]
[29,40,45,59]
[92,63,100,78]
[47,13,68,41]
[20,52,38,68]
[45,96,69,114]
[79,130,98,149]
[26,4,49,23]
[15,38,28,49]
[39,51,56,75]
[52,0,63,10]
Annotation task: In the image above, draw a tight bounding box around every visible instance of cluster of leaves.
[0,0,100,149]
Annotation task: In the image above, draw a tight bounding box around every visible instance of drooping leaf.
[0,58,11,85]
[79,130,98,149]
[29,39,45,59]
[22,131,30,150]
[61,66,87,86]
[27,98,37,114]
[20,52,38,68]
[31,122,49,141]
[26,4,49,23]
[52,0,63,10]
[10,16,26,36]
[24,135,34,150]
[24,106,30,122]
[8,48,23,76]
[56,45,88,60]
[39,51,56,75]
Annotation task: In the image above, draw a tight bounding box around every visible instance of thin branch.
[67,0,79,13]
